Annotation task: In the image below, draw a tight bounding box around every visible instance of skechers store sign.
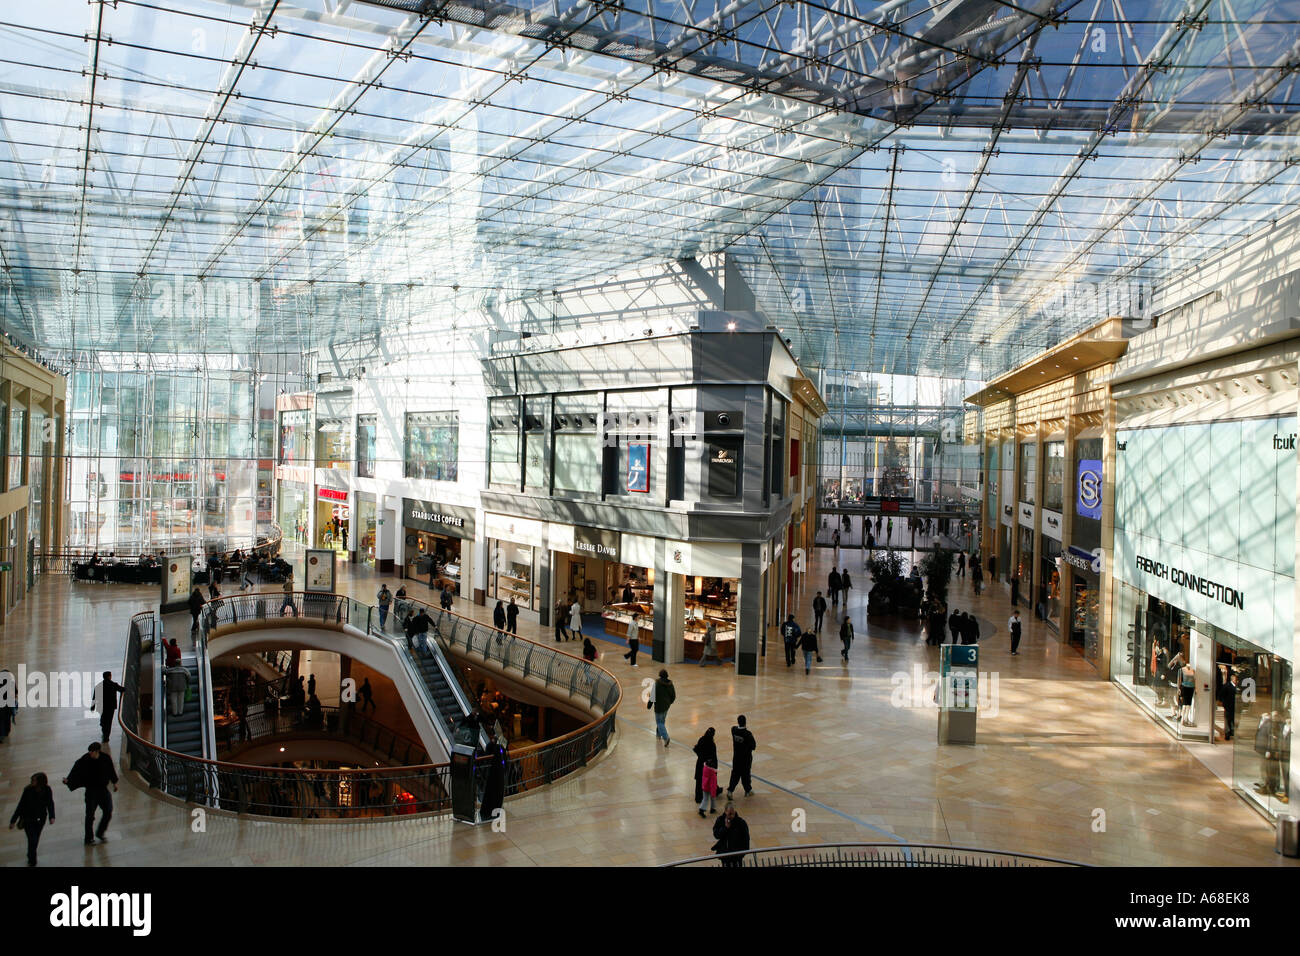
[1132,555,1244,610]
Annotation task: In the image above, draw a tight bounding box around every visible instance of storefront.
[355,493,377,567]
[485,512,545,613]
[1016,502,1034,597]
[548,524,650,635]
[315,487,349,551]
[1110,415,1295,817]
[401,497,475,596]
[276,475,310,544]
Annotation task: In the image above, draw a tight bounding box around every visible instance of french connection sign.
[1113,417,1296,655]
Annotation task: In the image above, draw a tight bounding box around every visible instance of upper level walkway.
[0,545,1289,867]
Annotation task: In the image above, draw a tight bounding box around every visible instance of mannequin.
[1179,662,1196,725]
[1255,712,1287,798]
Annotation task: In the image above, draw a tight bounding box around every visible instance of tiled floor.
[0,545,1288,867]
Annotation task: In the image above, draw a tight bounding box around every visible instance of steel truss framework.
[0,0,1293,378]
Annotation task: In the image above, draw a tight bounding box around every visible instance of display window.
[598,561,654,637]
[278,483,309,544]
[1040,542,1061,630]
[356,494,377,566]
[684,575,737,660]
[489,539,538,610]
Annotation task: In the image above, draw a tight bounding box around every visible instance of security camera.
[717,412,730,426]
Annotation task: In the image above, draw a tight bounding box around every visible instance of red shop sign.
[317,487,348,501]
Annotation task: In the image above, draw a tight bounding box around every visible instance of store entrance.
[315,500,349,552]
[406,530,462,596]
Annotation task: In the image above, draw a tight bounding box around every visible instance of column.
[537,548,551,627]
[737,541,762,675]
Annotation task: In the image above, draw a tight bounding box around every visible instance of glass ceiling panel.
[0,0,1292,374]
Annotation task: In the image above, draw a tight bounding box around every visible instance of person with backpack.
[780,614,801,668]
[9,772,54,866]
[649,669,676,747]
[812,591,827,634]
[839,614,854,662]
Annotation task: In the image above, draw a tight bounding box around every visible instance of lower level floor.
[0,546,1289,867]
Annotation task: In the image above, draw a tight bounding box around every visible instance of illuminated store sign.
[1076,459,1102,520]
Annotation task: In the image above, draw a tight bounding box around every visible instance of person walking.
[711,803,750,867]
[812,591,827,634]
[798,627,820,675]
[971,559,983,595]
[700,622,719,666]
[840,569,852,600]
[964,612,981,646]
[725,716,756,798]
[0,668,13,744]
[409,608,432,653]
[957,552,966,578]
[698,758,720,817]
[1009,610,1022,655]
[649,669,675,748]
[839,613,854,662]
[94,672,124,744]
[948,608,961,646]
[624,612,641,667]
[569,597,584,642]
[188,586,206,634]
[692,727,719,803]
[377,585,393,629]
[9,772,54,866]
[581,637,597,682]
[163,664,189,717]
[780,614,801,668]
[506,598,519,635]
[554,600,570,642]
[360,678,376,713]
[828,568,841,608]
[440,585,454,611]
[492,599,507,632]
[1010,574,1020,608]
[64,741,117,845]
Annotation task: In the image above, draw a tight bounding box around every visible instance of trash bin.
[1276,815,1299,857]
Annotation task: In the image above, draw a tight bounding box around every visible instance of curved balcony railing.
[119,586,623,819]
[662,843,1088,867]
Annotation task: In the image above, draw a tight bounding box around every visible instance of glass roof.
[0,0,1295,376]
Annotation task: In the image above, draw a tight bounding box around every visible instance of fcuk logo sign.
[1273,434,1296,450]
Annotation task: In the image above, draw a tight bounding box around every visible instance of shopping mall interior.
[0,0,1297,878]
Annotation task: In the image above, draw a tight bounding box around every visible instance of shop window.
[7,405,23,490]
[524,399,548,491]
[769,396,785,498]
[278,410,310,464]
[1043,441,1065,512]
[356,415,377,478]
[1018,441,1036,505]
[604,393,659,497]
[489,398,521,488]
[404,411,459,481]
[315,417,351,469]
[553,396,602,495]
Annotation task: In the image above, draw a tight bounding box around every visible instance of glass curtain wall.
[61,353,300,553]
[818,370,984,514]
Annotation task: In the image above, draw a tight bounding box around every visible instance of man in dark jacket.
[726,716,756,798]
[840,569,853,596]
[811,591,827,633]
[1219,673,1239,741]
[63,741,118,845]
[948,609,961,645]
[962,613,980,645]
[828,568,841,607]
[506,598,519,635]
[651,669,676,748]
[780,615,801,668]
[798,628,820,675]
[407,608,433,652]
[711,803,750,867]
[94,672,124,743]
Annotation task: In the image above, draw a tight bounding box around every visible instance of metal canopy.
[0,0,1294,376]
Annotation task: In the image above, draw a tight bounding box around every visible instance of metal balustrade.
[117,586,622,819]
[662,843,1087,868]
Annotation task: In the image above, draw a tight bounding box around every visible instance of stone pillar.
[537,548,551,627]
[737,541,762,675]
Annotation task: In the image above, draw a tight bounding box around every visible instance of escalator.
[161,654,204,757]
[408,644,464,739]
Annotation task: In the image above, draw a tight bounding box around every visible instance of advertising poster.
[627,442,650,493]
[304,549,336,593]
[160,559,192,613]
